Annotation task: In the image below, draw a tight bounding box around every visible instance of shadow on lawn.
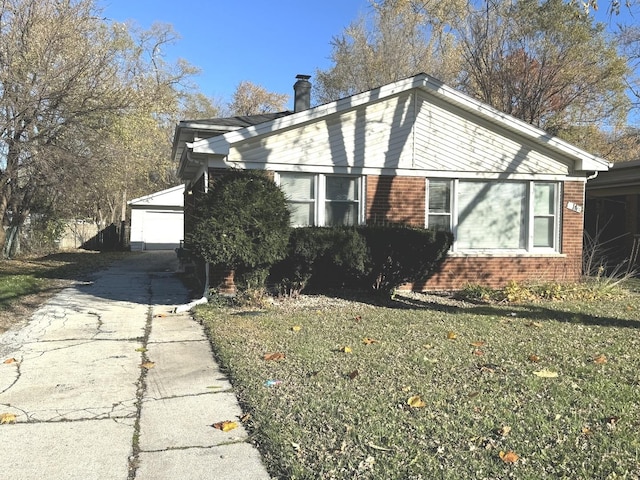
[317,289,640,330]
[390,292,640,330]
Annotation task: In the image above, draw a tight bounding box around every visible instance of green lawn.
[196,286,640,480]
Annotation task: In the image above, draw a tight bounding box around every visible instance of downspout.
[587,171,599,181]
[175,161,210,313]
[202,168,210,299]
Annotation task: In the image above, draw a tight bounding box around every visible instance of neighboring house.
[174,73,610,291]
[128,185,184,251]
[585,160,640,269]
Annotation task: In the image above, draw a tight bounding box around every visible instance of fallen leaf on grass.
[341,346,352,354]
[447,331,457,340]
[496,425,512,437]
[527,322,543,328]
[407,395,426,408]
[470,341,486,347]
[212,420,238,432]
[3,358,17,364]
[141,362,155,369]
[593,354,607,364]
[0,412,16,424]
[499,450,519,463]
[135,347,147,353]
[239,413,251,423]
[291,325,302,332]
[533,369,558,378]
[362,338,378,345]
[528,354,540,363]
[367,442,394,452]
[354,315,362,322]
[263,352,286,361]
[348,370,359,380]
[473,349,484,356]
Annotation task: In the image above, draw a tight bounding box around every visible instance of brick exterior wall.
[189,169,586,293]
[366,175,585,291]
[366,176,425,226]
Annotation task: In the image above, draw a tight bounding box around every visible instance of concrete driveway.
[0,251,271,480]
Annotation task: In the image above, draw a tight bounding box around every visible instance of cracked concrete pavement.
[0,251,271,480]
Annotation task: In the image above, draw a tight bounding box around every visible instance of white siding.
[413,92,570,175]
[226,91,571,177]
[230,92,417,171]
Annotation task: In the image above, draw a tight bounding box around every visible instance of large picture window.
[278,173,363,227]
[426,179,560,252]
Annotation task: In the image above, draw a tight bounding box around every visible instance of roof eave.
[182,73,610,175]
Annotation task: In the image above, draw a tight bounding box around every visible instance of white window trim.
[426,179,562,255]
[276,172,366,227]
[528,182,561,253]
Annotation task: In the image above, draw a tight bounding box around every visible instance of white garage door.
[141,210,183,250]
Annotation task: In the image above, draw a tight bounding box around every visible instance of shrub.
[358,225,452,295]
[270,227,368,296]
[187,170,290,290]
[271,225,452,296]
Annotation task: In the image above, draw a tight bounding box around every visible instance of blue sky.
[99,1,638,111]
[99,0,371,109]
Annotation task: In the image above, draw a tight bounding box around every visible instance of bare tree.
[457,0,629,135]
[0,1,201,255]
[315,0,466,103]
[0,0,137,255]
[228,81,289,116]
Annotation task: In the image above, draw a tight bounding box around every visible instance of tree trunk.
[3,225,20,258]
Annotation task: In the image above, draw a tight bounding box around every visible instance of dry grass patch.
[0,250,133,333]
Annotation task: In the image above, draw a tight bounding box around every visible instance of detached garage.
[128,185,184,251]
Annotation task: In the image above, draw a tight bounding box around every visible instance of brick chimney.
[293,74,311,112]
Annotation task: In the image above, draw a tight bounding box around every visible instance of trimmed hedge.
[270,227,368,296]
[359,225,452,294]
[271,226,452,296]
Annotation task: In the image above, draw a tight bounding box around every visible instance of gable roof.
[172,112,292,172]
[128,185,184,208]
[178,73,610,180]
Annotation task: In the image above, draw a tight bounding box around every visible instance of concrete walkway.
[0,251,271,480]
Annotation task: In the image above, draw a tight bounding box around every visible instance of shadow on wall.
[81,222,130,251]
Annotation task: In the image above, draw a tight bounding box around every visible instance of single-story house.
[174,73,610,291]
[585,159,640,269]
[128,185,184,251]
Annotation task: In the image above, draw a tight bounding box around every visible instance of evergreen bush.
[358,225,453,294]
[187,170,291,290]
[270,227,368,296]
[271,225,452,296]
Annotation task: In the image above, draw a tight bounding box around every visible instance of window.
[532,183,557,248]
[426,179,560,252]
[457,181,527,250]
[427,180,452,231]
[279,173,316,226]
[278,173,363,227]
[325,176,359,226]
